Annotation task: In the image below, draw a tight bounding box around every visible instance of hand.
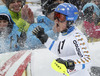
[56,58,75,70]
[21,5,28,21]
[32,26,48,44]
[32,26,44,37]
[51,59,70,76]
[21,5,34,24]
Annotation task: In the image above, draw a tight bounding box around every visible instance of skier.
[32,3,91,76]
[0,5,21,53]
[25,2,59,49]
[82,3,100,42]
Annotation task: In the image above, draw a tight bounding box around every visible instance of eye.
[3,20,8,23]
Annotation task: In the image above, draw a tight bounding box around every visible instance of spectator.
[92,0,100,9]
[41,0,64,15]
[82,3,100,42]
[64,0,90,10]
[2,0,33,33]
[0,5,21,53]
[64,0,89,20]
[25,3,59,49]
[32,3,91,76]
[2,0,34,47]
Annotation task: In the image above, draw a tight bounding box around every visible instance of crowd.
[82,2,100,42]
[0,0,100,75]
[0,0,99,52]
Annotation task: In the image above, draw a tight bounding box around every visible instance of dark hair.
[0,15,9,21]
[41,0,60,16]
[0,15,13,34]
[46,3,60,15]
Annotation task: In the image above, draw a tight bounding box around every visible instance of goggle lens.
[54,12,66,22]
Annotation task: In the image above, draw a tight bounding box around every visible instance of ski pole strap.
[51,59,69,76]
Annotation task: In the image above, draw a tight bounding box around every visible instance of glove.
[56,58,75,70]
[32,26,48,44]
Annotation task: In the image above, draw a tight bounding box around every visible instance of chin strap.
[61,21,74,33]
[67,21,74,28]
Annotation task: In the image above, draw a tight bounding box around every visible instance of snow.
[30,41,100,76]
[89,41,100,67]
[26,0,40,3]
[31,49,65,76]
[27,3,43,22]
[0,2,100,76]
[0,41,100,76]
[28,5,100,75]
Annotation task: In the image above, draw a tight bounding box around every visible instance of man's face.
[54,19,67,32]
[9,0,22,13]
[0,20,8,32]
[54,12,67,32]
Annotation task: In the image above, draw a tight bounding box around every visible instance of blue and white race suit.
[44,26,91,76]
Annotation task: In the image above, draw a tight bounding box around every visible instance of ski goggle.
[54,12,66,22]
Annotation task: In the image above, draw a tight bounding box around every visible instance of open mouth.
[14,7,21,11]
[57,23,59,27]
